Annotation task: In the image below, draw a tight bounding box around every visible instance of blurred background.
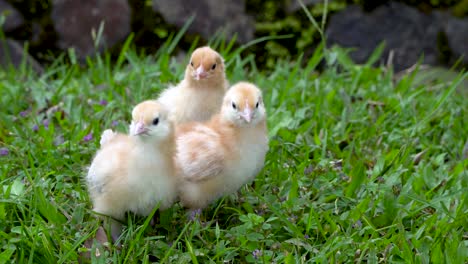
[0,0,467,74]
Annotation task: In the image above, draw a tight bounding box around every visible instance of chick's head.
[129,100,172,140]
[186,46,225,82]
[222,82,266,126]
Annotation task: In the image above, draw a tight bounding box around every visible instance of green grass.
[0,37,467,263]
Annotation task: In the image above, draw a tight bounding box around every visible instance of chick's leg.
[99,215,123,243]
[110,220,123,242]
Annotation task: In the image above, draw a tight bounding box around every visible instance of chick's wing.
[176,125,225,182]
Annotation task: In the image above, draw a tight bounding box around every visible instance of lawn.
[0,35,467,263]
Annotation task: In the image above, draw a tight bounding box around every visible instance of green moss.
[245,0,348,69]
[452,0,468,16]
[297,27,318,51]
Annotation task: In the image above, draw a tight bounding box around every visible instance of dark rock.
[435,11,468,66]
[30,22,43,44]
[51,0,131,60]
[326,2,441,71]
[0,38,43,74]
[0,0,25,32]
[152,0,254,43]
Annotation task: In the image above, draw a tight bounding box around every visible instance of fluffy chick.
[175,82,269,210]
[158,46,228,124]
[86,100,177,239]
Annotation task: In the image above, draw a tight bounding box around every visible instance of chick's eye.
[211,63,217,70]
[231,102,237,109]
[255,102,259,108]
[190,61,194,67]
[152,118,159,126]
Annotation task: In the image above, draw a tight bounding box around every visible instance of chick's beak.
[194,65,207,80]
[240,107,253,123]
[133,121,148,135]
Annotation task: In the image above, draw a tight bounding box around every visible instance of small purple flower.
[353,220,362,229]
[20,110,29,117]
[42,119,50,129]
[32,124,39,132]
[252,249,262,260]
[111,120,119,127]
[189,209,202,221]
[304,234,309,239]
[83,133,93,142]
[99,99,108,106]
[0,148,9,156]
[288,214,298,223]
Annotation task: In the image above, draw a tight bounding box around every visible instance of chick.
[158,46,228,124]
[175,82,269,210]
[86,100,177,240]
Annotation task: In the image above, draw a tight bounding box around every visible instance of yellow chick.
[86,100,177,239]
[175,82,269,210]
[158,46,228,124]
